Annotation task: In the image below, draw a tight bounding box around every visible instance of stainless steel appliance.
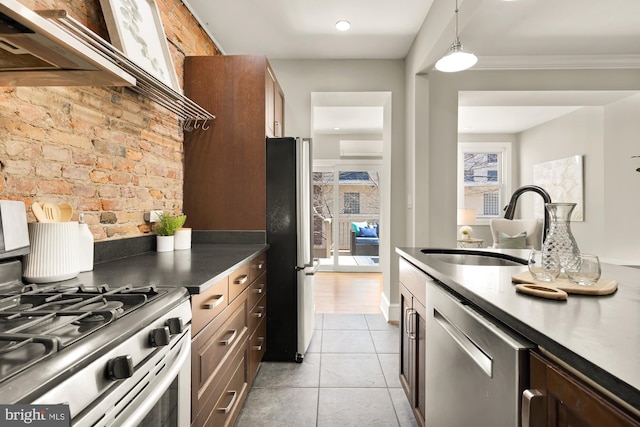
[0,205,192,426]
[0,0,135,86]
[426,281,533,426]
[265,136,319,362]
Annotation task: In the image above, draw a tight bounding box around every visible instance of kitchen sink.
[420,249,527,267]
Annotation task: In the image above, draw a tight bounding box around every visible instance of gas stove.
[0,278,165,382]
[0,258,192,426]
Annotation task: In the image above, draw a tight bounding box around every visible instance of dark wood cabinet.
[183,55,284,231]
[399,258,427,427]
[190,252,268,427]
[526,351,640,427]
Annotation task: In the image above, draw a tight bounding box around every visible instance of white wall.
[603,95,640,264]
[518,107,606,258]
[314,133,383,159]
[517,97,640,265]
[269,59,406,319]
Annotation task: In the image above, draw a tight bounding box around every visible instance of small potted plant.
[155,212,187,252]
[460,226,472,240]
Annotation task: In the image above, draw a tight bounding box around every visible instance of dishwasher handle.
[522,389,543,427]
[433,307,493,377]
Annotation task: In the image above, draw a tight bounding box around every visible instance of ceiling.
[183,0,640,134]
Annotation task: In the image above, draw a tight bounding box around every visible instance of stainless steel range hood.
[0,0,135,86]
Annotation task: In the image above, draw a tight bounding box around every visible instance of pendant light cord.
[454,0,460,44]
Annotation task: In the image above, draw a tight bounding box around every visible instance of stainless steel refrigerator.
[265,136,318,362]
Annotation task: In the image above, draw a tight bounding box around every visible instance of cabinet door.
[265,67,276,137]
[399,284,413,397]
[414,298,426,427]
[399,284,426,427]
[274,83,284,137]
[527,351,640,427]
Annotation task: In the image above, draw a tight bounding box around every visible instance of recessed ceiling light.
[334,127,341,130]
[335,20,351,31]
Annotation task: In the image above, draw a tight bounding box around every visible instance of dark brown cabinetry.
[526,351,640,427]
[399,258,427,427]
[190,252,268,427]
[183,55,285,231]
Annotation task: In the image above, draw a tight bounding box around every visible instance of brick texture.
[0,0,220,241]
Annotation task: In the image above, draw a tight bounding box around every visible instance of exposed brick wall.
[0,0,220,241]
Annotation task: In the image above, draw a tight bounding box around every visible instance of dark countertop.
[396,247,640,411]
[58,244,268,294]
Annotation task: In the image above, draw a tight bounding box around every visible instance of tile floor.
[235,313,418,427]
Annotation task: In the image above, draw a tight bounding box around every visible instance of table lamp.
[457,208,477,240]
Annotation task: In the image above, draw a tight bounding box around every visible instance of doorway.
[313,162,382,271]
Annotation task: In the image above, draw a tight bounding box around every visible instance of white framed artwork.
[100,0,181,92]
[533,155,584,221]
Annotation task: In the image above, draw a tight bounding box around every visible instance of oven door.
[118,329,191,427]
[72,327,191,427]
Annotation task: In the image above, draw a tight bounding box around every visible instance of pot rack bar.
[37,10,215,131]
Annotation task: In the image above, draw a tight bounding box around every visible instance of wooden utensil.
[42,203,61,222]
[31,202,50,222]
[58,203,73,222]
[512,271,618,300]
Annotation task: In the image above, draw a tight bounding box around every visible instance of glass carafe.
[542,203,580,277]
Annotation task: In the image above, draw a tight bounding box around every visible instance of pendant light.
[435,0,478,72]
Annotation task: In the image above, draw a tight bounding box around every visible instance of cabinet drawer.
[191,292,249,420]
[229,263,251,302]
[249,317,267,384]
[191,276,229,336]
[248,293,266,333]
[249,253,267,283]
[195,340,250,427]
[248,271,267,312]
[399,258,430,306]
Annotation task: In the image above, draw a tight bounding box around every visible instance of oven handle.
[120,332,191,427]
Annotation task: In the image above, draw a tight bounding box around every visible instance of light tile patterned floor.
[235,313,418,427]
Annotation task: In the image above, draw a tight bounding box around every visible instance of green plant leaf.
[156,212,187,236]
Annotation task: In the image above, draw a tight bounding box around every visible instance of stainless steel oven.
[0,259,192,426]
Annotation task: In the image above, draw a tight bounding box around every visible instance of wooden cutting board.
[511,271,618,300]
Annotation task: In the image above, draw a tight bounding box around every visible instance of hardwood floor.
[313,272,382,314]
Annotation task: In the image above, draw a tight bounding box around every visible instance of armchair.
[489,219,542,250]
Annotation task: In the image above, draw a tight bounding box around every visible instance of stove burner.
[0,280,167,385]
[82,300,124,313]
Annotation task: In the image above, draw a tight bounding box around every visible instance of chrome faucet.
[503,185,552,241]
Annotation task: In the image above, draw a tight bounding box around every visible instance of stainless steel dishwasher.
[426,281,533,426]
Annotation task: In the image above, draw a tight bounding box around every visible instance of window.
[458,142,512,222]
[343,192,360,214]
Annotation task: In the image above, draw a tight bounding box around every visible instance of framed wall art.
[533,155,584,221]
[100,0,181,92]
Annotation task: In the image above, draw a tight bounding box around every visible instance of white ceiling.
[183,0,640,134]
[184,0,640,61]
[183,0,433,60]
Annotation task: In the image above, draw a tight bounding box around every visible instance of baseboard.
[379,291,400,322]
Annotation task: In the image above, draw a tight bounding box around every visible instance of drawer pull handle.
[202,295,224,309]
[217,390,238,413]
[253,285,265,294]
[233,275,248,285]
[221,329,238,346]
[253,337,265,351]
[255,261,265,270]
[521,389,543,427]
[252,307,265,318]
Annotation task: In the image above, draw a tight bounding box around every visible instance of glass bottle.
[542,203,580,277]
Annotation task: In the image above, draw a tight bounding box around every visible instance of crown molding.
[472,55,640,70]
